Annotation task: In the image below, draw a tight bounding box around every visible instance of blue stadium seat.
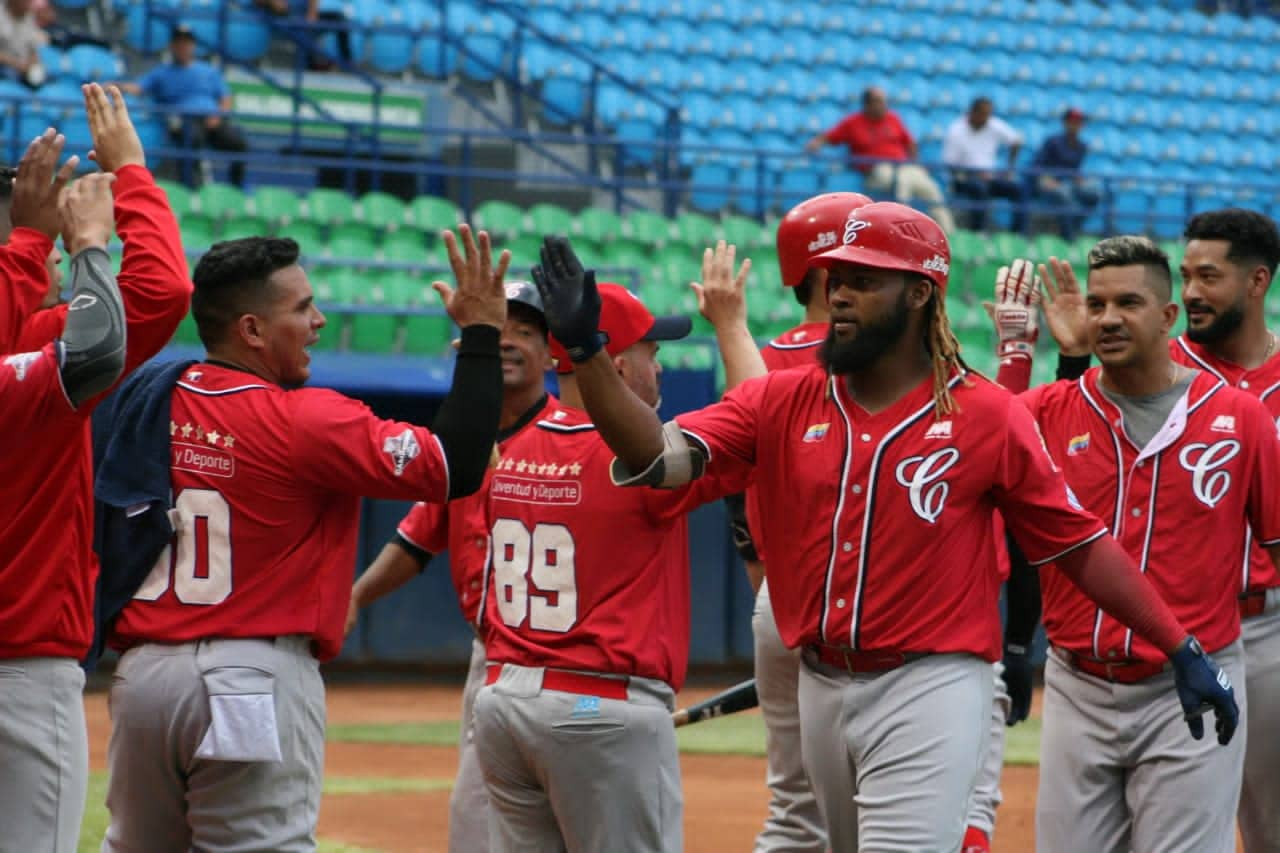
[67,44,123,82]
[358,5,419,74]
[223,12,272,63]
[125,2,178,54]
[37,46,68,80]
[689,162,732,213]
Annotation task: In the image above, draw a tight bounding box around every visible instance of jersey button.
[1241,380,1251,389]
[860,433,872,442]
[1131,507,1142,517]
[852,484,863,495]
[1136,461,1144,469]
[470,580,481,590]
[842,542,853,553]
[475,537,485,548]
[836,597,846,608]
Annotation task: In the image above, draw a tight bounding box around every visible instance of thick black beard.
[819,292,911,374]
[1186,302,1246,344]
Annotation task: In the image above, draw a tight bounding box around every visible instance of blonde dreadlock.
[925,288,973,419]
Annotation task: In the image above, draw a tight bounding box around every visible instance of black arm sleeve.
[431,324,502,499]
[389,532,433,572]
[1056,353,1090,382]
[1004,532,1042,651]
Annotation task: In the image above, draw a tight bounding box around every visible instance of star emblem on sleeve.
[568,462,582,476]
[515,460,528,473]
[180,422,194,438]
[170,420,178,436]
[223,434,235,448]
[206,429,221,446]
[557,464,569,476]
[195,426,205,441]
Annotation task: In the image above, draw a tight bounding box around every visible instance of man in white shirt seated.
[942,96,1026,232]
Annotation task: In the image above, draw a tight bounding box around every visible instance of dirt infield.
[87,681,1039,852]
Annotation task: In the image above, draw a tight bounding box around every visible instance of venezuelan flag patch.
[1067,433,1090,456]
[803,422,830,443]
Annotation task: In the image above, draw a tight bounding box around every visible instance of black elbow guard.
[59,248,126,407]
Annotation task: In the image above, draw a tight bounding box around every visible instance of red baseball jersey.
[479,405,747,690]
[398,394,558,624]
[0,227,56,351]
[0,166,190,661]
[111,364,454,661]
[675,366,1106,659]
[1020,367,1280,661]
[747,321,829,564]
[1173,335,1280,593]
[761,321,827,372]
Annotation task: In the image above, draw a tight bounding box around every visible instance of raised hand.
[432,224,509,330]
[1038,256,1090,357]
[59,173,117,254]
[531,235,603,363]
[984,258,1040,361]
[84,83,145,173]
[10,129,79,240]
[691,240,751,332]
[1170,636,1239,745]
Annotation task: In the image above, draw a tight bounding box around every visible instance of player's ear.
[612,352,629,379]
[906,275,933,311]
[236,312,267,351]
[1161,301,1180,335]
[1249,263,1271,300]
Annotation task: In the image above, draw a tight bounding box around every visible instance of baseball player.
[472,266,755,852]
[97,226,508,852]
[735,192,871,853]
[1018,236,1278,853]
[346,280,557,853]
[1026,210,1280,851]
[0,86,193,853]
[530,204,1238,852]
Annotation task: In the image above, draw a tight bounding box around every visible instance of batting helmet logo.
[1178,439,1240,508]
[843,216,872,245]
[895,448,960,524]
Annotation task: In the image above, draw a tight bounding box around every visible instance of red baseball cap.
[548,282,692,374]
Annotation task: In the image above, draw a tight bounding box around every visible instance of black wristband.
[433,324,502,499]
[567,331,606,363]
[1056,352,1090,381]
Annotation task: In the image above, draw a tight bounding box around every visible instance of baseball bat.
[671,678,759,727]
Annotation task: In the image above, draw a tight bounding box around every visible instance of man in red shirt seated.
[806,86,955,233]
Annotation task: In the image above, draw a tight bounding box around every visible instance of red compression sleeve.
[995,355,1032,393]
[1055,535,1187,656]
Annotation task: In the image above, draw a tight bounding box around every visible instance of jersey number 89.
[491,518,577,632]
[133,488,233,606]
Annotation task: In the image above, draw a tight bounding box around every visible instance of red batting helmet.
[775,192,874,287]
[811,201,951,294]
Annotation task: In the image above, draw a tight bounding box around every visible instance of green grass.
[326,720,460,746]
[675,712,768,756]
[1003,716,1043,766]
[323,776,453,795]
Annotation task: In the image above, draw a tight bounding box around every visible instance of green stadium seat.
[381,231,429,264]
[350,310,400,353]
[527,202,574,238]
[382,271,425,307]
[570,238,604,269]
[673,212,717,249]
[195,183,245,219]
[988,232,1029,262]
[624,209,672,247]
[407,195,461,234]
[598,242,652,283]
[172,312,201,346]
[1069,235,1096,265]
[305,187,354,226]
[1032,233,1071,263]
[505,235,544,278]
[574,207,623,245]
[358,191,407,231]
[250,186,302,226]
[287,221,324,250]
[949,230,989,264]
[473,200,525,239]
[220,215,268,241]
[181,214,218,249]
[403,312,454,355]
[719,214,767,250]
[156,179,193,218]
[327,227,379,263]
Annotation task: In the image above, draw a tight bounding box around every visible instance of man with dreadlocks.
[529,202,1238,852]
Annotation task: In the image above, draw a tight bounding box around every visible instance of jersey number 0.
[133,488,233,606]
[491,518,578,632]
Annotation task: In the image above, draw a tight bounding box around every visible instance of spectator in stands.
[255,0,352,69]
[1028,107,1100,240]
[805,86,955,233]
[942,97,1025,232]
[119,25,249,188]
[0,0,49,88]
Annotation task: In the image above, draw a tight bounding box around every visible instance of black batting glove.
[531,235,604,363]
[1170,635,1238,745]
[1002,643,1033,726]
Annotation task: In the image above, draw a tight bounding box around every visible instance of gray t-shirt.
[1099,367,1197,449]
[0,7,45,63]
